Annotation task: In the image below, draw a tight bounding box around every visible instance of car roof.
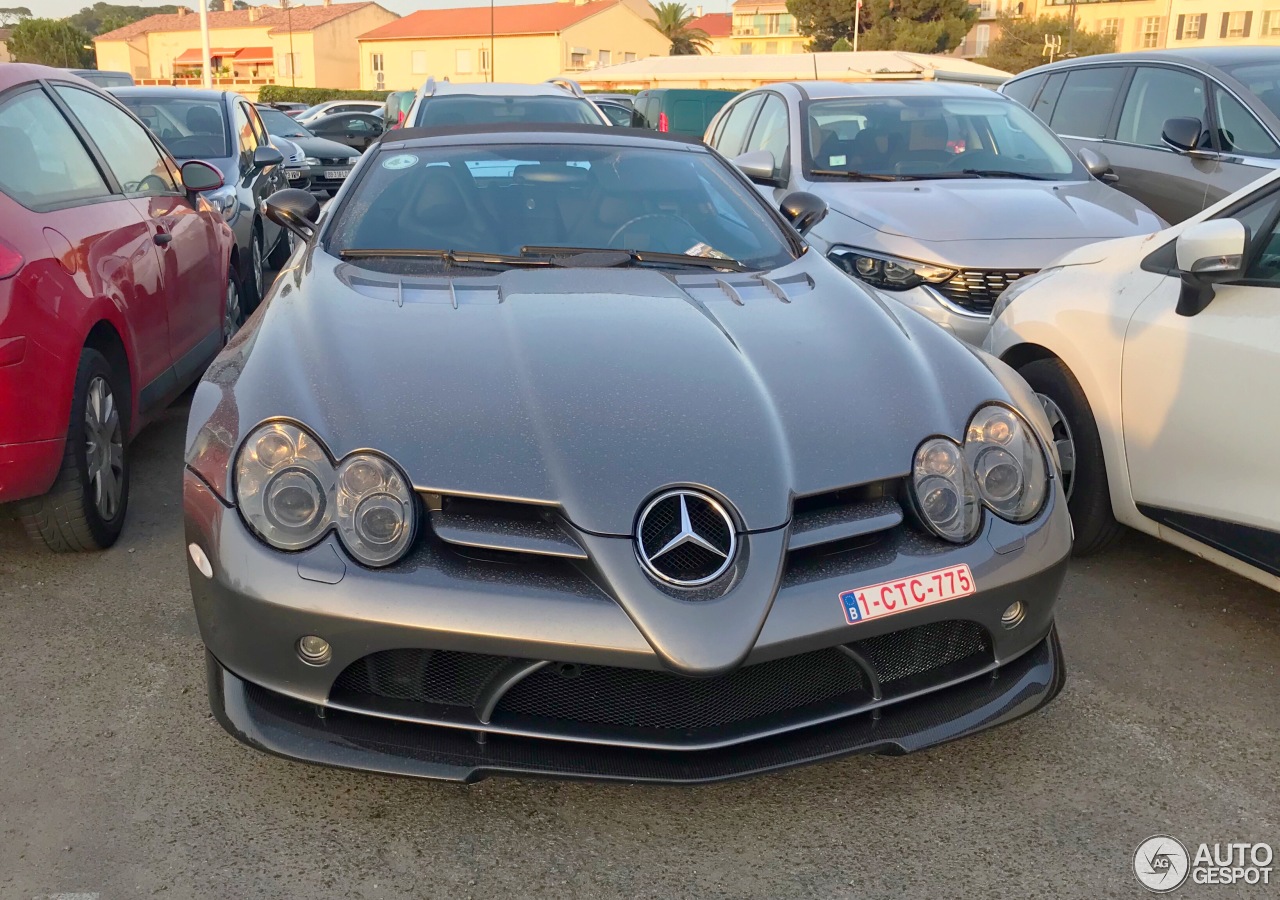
[767,80,1008,101]
[0,62,94,91]
[110,85,234,102]
[381,122,706,150]
[424,82,587,98]
[1011,46,1280,80]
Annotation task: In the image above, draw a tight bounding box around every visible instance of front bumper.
[308,164,353,192]
[0,438,64,505]
[283,166,312,190]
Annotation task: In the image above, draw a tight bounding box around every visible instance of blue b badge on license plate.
[839,591,863,624]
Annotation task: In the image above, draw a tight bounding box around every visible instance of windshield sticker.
[381,154,418,170]
[829,154,846,166]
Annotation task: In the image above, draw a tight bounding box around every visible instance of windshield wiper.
[520,246,749,272]
[808,168,907,182]
[339,248,553,268]
[923,169,1056,181]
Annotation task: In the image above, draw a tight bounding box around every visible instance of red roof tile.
[358,0,618,40]
[96,3,383,42]
[688,12,731,37]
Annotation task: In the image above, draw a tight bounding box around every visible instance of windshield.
[298,102,334,119]
[257,106,313,138]
[116,96,229,159]
[1218,61,1280,117]
[805,95,1079,181]
[414,95,602,128]
[327,142,797,271]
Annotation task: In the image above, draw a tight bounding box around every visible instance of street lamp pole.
[490,0,495,82]
[853,0,861,52]
[287,2,296,87]
[198,0,212,88]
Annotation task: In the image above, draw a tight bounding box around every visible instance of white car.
[986,171,1280,592]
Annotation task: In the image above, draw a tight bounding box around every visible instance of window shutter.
[1176,14,1184,38]
[1243,10,1253,34]
[1221,12,1230,37]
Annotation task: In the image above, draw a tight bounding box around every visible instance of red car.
[0,65,236,551]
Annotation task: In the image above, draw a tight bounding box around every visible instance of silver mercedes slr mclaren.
[183,124,1072,783]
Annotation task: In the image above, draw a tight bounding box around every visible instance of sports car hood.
[192,250,1020,537]
[818,178,1163,243]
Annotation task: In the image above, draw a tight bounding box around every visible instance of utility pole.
[489,0,495,82]
[853,0,862,51]
[286,0,295,87]
[198,0,212,88]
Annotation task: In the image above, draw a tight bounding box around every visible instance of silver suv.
[405,78,610,129]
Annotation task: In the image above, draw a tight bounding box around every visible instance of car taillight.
[658,112,669,132]
[0,239,22,280]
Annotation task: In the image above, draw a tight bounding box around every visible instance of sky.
[32,0,732,21]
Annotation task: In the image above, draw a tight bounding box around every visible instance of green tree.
[977,14,1115,73]
[648,2,712,55]
[67,3,180,36]
[790,0,975,52]
[0,7,31,26]
[831,35,853,50]
[7,17,95,67]
[208,0,250,10]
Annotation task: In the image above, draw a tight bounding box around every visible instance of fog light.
[297,635,332,666]
[1001,601,1026,629]
[187,542,213,579]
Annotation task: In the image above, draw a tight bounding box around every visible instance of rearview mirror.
[181,159,223,192]
[1162,116,1210,156]
[1174,218,1245,316]
[732,150,778,185]
[1078,147,1119,184]
[779,191,827,236]
[254,144,284,169]
[264,188,320,241]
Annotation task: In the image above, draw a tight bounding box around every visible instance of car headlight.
[234,421,417,566]
[304,157,321,166]
[206,185,238,223]
[911,404,1049,542]
[830,248,956,292]
[989,266,1061,322]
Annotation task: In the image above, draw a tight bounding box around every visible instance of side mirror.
[264,188,320,241]
[1078,147,1119,184]
[254,144,284,169]
[1162,116,1210,156]
[1173,218,1246,316]
[732,149,778,185]
[181,159,223,192]
[779,191,827,236]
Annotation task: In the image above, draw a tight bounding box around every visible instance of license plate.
[324,170,349,179]
[285,169,304,180]
[839,563,975,625]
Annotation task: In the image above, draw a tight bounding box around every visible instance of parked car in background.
[986,168,1280,592]
[256,104,361,195]
[588,92,635,110]
[631,88,735,136]
[1002,48,1280,223]
[113,87,289,308]
[0,65,234,551]
[383,89,415,129]
[295,99,384,125]
[595,100,633,126]
[61,68,134,88]
[269,134,311,192]
[262,101,309,117]
[705,81,1163,344]
[185,123,1072,782]
[304,111,385,152]
[405,78,610,128]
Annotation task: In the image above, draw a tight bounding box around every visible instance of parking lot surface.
[0,394,1276,898]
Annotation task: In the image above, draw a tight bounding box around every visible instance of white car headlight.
[235,421,417,566]
[829,247,956,292]
[206,185,238,223]
[304,156,321,166]
[990,266,1062,321]
[910,404,1049,543]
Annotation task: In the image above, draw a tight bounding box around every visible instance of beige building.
[728,0,809,54]
[94,2,398,97]
[355,0,669,90]
[1040,0,1280,51]
[956,0,1039,59]
[0,28,11,64]
[688,11,734,55]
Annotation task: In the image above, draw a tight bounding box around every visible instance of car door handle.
[154,232,173,246]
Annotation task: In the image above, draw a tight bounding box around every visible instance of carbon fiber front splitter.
[207,624,1065,784]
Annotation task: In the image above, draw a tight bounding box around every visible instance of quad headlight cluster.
[235,421,417,566]
[910,405,1049,543]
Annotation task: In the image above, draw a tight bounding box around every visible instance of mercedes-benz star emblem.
[635,489,737,587]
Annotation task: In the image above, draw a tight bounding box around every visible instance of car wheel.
[223,267,243,343]
[246,223,266,309]
[1018,357,1124,556]
[266,222,292,269]
[18,349,130,552]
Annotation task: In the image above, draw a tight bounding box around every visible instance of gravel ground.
[0,367,1276,899]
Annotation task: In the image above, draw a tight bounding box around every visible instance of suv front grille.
[934,269,1036,314]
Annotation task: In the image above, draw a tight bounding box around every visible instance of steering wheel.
[607,213,700,252]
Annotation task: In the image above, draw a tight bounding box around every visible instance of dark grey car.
[113,87,288,311]
[256,105,360,196]
[1002,48,1280,223]
[184,125,1071,783]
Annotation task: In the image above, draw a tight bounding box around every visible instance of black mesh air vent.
[854,620,990,683]
[332,649,509,707]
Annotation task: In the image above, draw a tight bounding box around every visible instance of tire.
[222,267,244,344]
[265,221,291,269]
[18,349,130,551]
[1018,357,1124,556]
[243,222,266,314]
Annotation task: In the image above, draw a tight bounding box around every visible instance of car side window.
[1002,73,1046,110]
[1232,190,1280,283]
[714,94,765,158]
[246,102,271,148]
[0,87,110,209]
[1050,67,1126,139]
[1116,66,1208,148]
[234,101,258,163]
[742,93,789,176]
[55,86,179,197]
[1031,71,1066,123]
[1214,87,1280,158]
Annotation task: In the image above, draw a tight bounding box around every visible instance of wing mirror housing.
[1174,218,1245,316]
[264,188,320,241]
[1078,147,1119,184]
[732,149,778,186]
[1162,116,1212,157]
[779,191,828,237]
[253,144,284,169]
[181,159,224,192]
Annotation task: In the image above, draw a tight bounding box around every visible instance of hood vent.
[680,272,815,306]
[427,495,587,560]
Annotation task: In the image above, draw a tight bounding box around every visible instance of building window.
[371,53,384,73]
[764,40,777,52]
[1264,9,1280,34]
[598,49,611,66]
[1180,13,1205,39]
[974,24,991,55]
[753,13,763,33]
[979,0,994,18]
[624,51,636,62]
[765,13,779,33]
[739,42,753,54]
[1225,10,1250,36]
[455,49,472,73]
[479,47,490,71]
[280,53,298,76]
[570,51,586,68]
[1098,17,1121,40]
[411,50,426,74]
[1141,16,1162,48]
[791,40,805,52]
[780,13,793,33]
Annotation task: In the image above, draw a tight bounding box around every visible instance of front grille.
[332,649,508,706]
[855,620,990,683]
[316,157,350,167]
[934,269,1036,314]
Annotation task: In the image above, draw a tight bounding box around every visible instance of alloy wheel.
[223,275,242,342]
[1036,392,1076,501]
[252,229,264,297]
[84,376,124,520]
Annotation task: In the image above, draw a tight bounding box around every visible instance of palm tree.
[648,2,713,55]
